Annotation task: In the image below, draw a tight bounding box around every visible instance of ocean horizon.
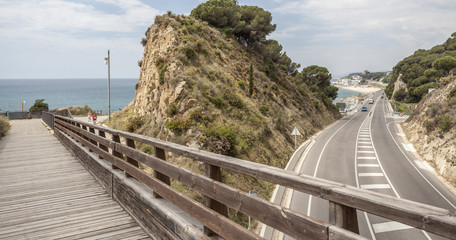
[0,78,137,113]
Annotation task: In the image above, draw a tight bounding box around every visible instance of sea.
[0,78,362,113]
[0,78,137,113]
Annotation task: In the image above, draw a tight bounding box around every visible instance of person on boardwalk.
[88,111,92,122]
[92,114,97,125]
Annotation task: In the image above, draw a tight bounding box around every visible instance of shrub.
[166,103,178,117]
[449,87,456,100]
[141,145,153,154]
[237,80,246,90]
[0,115,10,137]
[437,115,453,132]
[165,118,192,134]
[205,125,238,156]
[210,96,226,108]
[426,103,443,118]
[159,64,167,84]
[223,92,244,108]
[126,116,145,132]
[259,104,269,115]
[423,119,434,132]
[183,45,196,60]
[29,99,49,112]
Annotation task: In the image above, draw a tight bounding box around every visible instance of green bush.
[210,96,226,109]
[183,45,196,60]
[437,115,453,132]
[449,87,456,99]
[426,103,443,118]
[259,104,269,115]
[126,116,145,132]
[393,88,407,102]
[237,80,246,90]
[166,103,178,117]
[423,119,434,132]
[165,118,192,134]
[141,145,153,154]
[0,115,10,137]
[29,99,49,112]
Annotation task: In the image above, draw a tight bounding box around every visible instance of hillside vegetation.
[402,75,456,186]
[386,32,456,102]
[108,1,340,226]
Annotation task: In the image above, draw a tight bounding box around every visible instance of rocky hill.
[108,13,340,218]
[402,75,456,186]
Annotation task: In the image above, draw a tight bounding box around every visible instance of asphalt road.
[263,91,456,240]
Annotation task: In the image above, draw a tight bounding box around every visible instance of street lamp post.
[105,50,111,121]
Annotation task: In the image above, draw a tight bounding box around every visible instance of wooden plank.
[0,119,151,240]
[126,138,139,178]
[153,147,170,198]
[204,163,228,236]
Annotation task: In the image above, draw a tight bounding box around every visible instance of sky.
[0,0,455,79]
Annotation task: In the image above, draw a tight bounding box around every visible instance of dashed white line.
[358,146,373,148]
[361,184,391,189]
[359,173,384,177]
[358,151,375,153]
[358,156,377,160]
[358,164,380,167]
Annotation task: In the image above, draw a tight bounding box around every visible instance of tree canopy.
[298,65,337,100]
[386,32,456,102]
[190,0,276,47]
[29,99,49,112]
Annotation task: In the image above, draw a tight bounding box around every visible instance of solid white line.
[306,110,361,217]
[372,221,413,233]
[385,122,456,210]
[358,157,377,159]
[358,151,375,153]
[361,184,391,189]
[358,164,379,167]
[359,173,384,177]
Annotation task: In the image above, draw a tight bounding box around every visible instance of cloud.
[270,0,456,74]
[0,0,161,34]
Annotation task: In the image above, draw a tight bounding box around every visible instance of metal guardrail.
[52,115,456,240]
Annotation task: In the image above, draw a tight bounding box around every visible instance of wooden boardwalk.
[0,119,150,240]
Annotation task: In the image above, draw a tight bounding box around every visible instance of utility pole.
[105,50,111,121]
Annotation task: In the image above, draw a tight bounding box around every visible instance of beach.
[334,84,382,94]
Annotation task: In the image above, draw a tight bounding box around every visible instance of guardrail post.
[153,147,171,198]
[329,201,359,234]
[98,130,108,159]
[204,163,228,236]
[125,138,139,178]
[112,134,122,170]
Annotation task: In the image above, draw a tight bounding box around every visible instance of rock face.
[392,73,408,96]
[402,75,456,185]
[111,14,341,198]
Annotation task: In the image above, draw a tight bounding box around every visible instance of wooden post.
[98,130,108,159]
[112,134,122,170]
[125,138,139,178]
[89,127,97,146]
[329,201,359,234]
[153,147,171,198]
[204,163,228,236]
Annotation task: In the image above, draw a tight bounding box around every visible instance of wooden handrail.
[53,116,456,240]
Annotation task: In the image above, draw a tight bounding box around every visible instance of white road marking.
[361,184,391,189]
[358,146,373,148]
[397,133,405,137]
[358,156,377,160]
[359,173,384,177]
[358,151,375,153]
[402,143,417,152]
[358,141,371,144]
[372,221,413,233]
[359,138,371,141]
[358,164,379,167]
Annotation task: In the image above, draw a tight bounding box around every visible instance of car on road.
[368,98,374,104]
[361,107,367,111]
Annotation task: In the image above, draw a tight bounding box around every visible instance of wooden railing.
[52,115,456,240]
